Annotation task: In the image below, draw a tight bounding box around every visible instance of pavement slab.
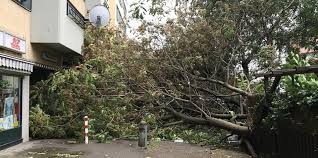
[0,139,251,158]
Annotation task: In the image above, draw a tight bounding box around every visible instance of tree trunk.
[166,107,251,136]
[206,117,250,136]
[242,60,250,79]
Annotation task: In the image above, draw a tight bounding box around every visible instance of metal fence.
[251,127,318,158]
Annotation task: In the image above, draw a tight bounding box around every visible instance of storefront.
[0,54,33,149]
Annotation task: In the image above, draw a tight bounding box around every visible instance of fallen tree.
[30,1,318,156]
[127,1,318,156]
[129,0,318,135]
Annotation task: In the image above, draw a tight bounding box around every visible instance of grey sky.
[126,0,177,38]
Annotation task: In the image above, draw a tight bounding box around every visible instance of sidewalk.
[0,139,250,158]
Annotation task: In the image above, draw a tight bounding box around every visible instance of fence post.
[138,121,147,148]
[84,116,89,144]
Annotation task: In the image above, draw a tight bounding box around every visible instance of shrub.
[29,105,65,139]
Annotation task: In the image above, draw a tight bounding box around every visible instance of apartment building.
[0,0,127,148]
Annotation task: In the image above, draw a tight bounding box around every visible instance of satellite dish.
[89,5,110,28]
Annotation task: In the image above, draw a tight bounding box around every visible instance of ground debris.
[27,152,46,155]
[25,147,83,158]
[55,153,82,157]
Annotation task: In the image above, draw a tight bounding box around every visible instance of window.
[0,75,21,131]
[12,0,32,11]
[116,6,127,35]
[119,0,127,17]
[67,0,85,29]
[116,6,123,25]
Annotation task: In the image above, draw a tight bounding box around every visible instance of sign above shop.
[0,31,26,54]
[4,33,26,53]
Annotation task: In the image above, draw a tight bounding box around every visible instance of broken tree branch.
[166,107,250,135]
[196,77,253,97]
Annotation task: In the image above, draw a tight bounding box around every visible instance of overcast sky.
[126,0,144,38]
[127,0,153,38]
[126,0,177,38]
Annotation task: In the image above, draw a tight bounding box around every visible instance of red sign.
[11,37,21,50]
[3,33,26,53]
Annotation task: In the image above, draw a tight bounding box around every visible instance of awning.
[0,54,33,73]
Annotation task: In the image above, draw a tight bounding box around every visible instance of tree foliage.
[129,0,318,131]
[30,28,143,141]
[133,0,318,76]
[265,52,318,133]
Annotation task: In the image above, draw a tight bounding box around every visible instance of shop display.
[0,76,21,131]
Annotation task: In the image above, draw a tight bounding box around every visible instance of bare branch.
[163,93,247,119]
[166,107,209,125]
[162,121,184,127]
[196,77,253,97]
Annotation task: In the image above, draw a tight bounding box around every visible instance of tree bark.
[242,60,250,79]
[166,107,250,136]
[205,117,250,136]
[243,139,258,158]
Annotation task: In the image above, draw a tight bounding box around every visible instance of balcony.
[31,0,85,55]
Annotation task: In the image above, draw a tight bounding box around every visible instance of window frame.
[119,0,127,17]
[116,5,124,25]
[12,0,32,12]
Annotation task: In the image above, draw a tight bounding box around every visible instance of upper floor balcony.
[31,0,86,55]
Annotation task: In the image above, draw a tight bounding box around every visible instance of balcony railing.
[67,0,85,29]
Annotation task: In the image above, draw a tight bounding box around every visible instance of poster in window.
[4,96,14,129]
[0,76,21,131]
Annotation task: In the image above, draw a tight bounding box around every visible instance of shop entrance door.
[0,75,22,148]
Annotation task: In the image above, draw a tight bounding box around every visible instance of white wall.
[31,0,84,55]
[22,76,30,142]
[59,1,84,54]
[31,0,59,43]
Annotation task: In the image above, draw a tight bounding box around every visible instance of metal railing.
[66,0,85,29]
[251,126,318,158]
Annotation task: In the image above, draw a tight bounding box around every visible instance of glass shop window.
[0,75,21,131]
